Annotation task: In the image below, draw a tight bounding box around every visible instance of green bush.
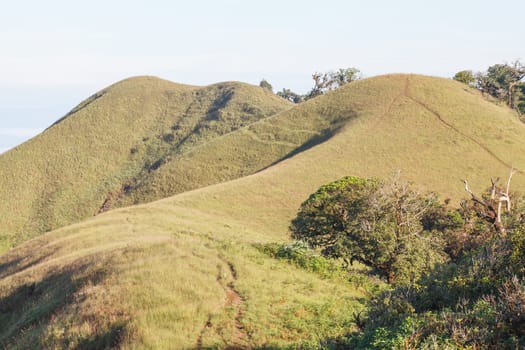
[291,175,448,285]
[349,186,525,349]
[256,241,343,278]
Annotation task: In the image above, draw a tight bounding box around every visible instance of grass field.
[0,200,370,349]
[0,76,292,251]
[2,74,525,348]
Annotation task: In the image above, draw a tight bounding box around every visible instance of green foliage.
[276,67,361,102]
[351,185,525,349]
[257,241,343,278]
[456,61,525,115]
[276,88,304,103]
[291,174,448,285]
[453,70,475,86]
[259,79,273,92]
[305,68,361,100]
[476,61,525,109]
[518,82,525,115]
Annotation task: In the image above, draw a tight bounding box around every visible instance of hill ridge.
[0,77,293,251]
[405,85,522,174]
[3,73,525,348]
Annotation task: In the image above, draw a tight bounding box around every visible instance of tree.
[304,67,361,100]
[453,70,476,86]
[274,67,361,103]
[477,61,525,109]
[518,83,525,115]
[462,169,515,237]
[276,88,303,103]
[290,174,447,284]
[259,79,273,92]
[333,67,361,86]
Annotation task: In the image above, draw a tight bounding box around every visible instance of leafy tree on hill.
[275,67,361,103]
[276,88,303,103]
[478,61,525,108]
[259,79,273,92]
[518,82,525,115]
[453,70,476,86]
[454,61,525,115]
[290,174,448,285]
[305,67,361,100]
[348,172,525,349]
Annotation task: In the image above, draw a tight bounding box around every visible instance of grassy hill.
[2,74,525,348]
[0,76,293,251]
[4,74,524,253]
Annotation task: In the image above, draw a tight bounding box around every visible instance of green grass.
[3,74,525,252]
[0,203,368,349]
[2,73,525,348]
[0,76,292,251]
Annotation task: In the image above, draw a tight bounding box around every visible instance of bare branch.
[505,168,515,195]
[490,177,500,199]
[463,179,487,207]
[463,179,473,195]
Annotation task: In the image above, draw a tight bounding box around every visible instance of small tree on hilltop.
[453,70,476,86]
[276,88,303,103]
[259,79,273,92]
[305,67,361,100]
[290,174,447,285]
[477,61,525,109]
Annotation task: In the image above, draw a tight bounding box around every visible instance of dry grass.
[2,74,525,348]
[0,77,292,251]
[0,203,366,349]
[3,74,523,253]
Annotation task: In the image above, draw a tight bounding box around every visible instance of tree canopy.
[275,67,361,103]
[259,79,273,92]
[290,174,447,285]
[276,88,303,103]
[454,61,525,114]
[305,68,361,99]
[453,70,476,86]
[348,174,525,349]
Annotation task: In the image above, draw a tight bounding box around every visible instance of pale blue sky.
[1,0,524,153]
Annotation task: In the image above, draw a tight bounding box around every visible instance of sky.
[1,0,524,153]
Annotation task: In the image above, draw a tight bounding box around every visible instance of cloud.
[0,127,44,137]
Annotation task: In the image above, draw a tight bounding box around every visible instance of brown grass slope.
[159,73,525,233]
[0,76,292,251]
[2,74,525,348]
[117,74,525,239]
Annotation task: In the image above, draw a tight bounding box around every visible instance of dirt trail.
[373,76,521,174]
[368,77,409,132]
[404,89,522,174]
[196,315,212,350]
[196,257,250,350]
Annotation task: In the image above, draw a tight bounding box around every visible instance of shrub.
[291,174,448,285]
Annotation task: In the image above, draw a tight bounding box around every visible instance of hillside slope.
[0,77,292,251]
[2,74,525,348]
[121,74,525,235]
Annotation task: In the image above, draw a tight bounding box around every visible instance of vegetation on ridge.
[275,67,361,103]
[0,77,293,252]
[291,174,448,285]
[0,197,369,349]
[2,73,525,348]
[454,60,525,115]
[286,170,525,348]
